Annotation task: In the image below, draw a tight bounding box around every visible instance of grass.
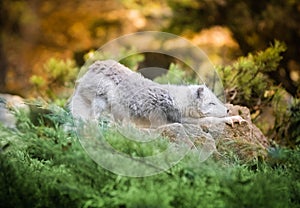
[0,107,299,208]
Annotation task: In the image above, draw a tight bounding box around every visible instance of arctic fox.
[69,60,244,127]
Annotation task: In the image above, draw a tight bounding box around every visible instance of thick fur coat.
[69,60,232,126]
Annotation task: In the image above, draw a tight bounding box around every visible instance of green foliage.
[288,100,300,145]
[0,109,299,208]
[119,52,145,71]
[29,75,46,88]
[274,98,300,147]
[30,58,78,102]
[29,48,144,104]
[80,48,145,78]
[167,0,300,97]
[220,167,291,207]
[217,40,286,108]
[154,63,189,84]
[99,124,169,157]
[215,41,300,146]
[45,58,78,85]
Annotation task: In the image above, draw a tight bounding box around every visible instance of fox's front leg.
[181,116,247,127]
[223,115,247,127]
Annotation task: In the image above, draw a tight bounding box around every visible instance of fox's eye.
[209,102,216,105]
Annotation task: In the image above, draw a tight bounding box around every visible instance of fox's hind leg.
[92,95,109,120]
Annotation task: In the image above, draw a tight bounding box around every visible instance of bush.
[29,58,78,103]
[216,40,286,109]
[216,41,300,146]
[273,99,300,147]
[0,108,299,208]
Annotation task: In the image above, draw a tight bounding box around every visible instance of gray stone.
[0,94,29,128]
[158,104,269,161]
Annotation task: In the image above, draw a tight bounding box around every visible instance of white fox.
[69,60,244,127]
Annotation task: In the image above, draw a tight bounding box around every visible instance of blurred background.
[2,0,300,144]
[1,0,299,98]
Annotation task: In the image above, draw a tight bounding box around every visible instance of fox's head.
[188,85,228,118]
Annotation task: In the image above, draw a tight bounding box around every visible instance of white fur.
[69,60,244,126]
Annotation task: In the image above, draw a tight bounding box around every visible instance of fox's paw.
[225,115,247,127]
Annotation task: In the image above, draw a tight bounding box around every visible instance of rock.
[158,122,218,162]
[226,103,252,122]
[0,94,29,128]
[158,104,269,162]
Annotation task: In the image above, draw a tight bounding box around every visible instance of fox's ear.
[197,86,204,99]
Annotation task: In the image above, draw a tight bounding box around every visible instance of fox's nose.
[227,109,230,114]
